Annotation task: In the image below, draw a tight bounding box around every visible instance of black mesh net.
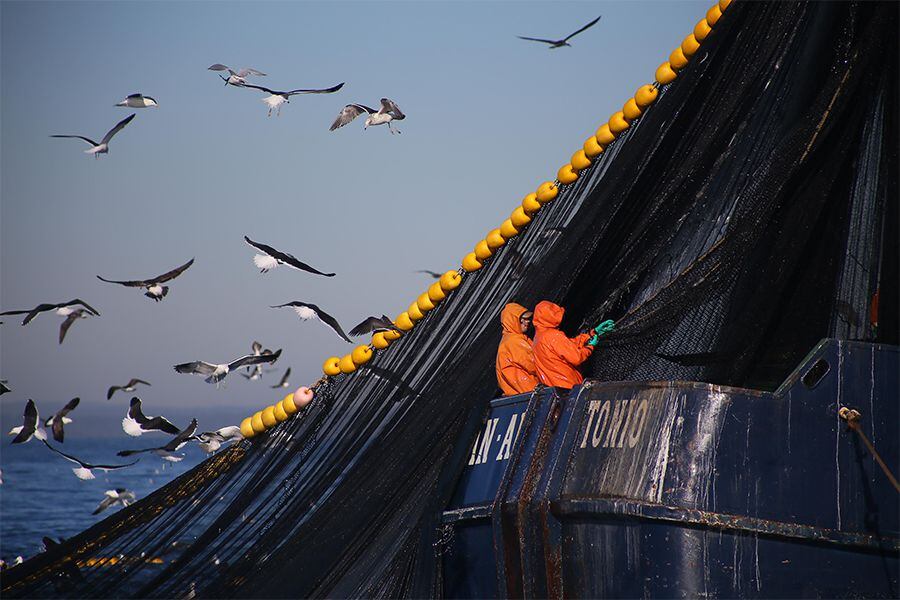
[3,1,897,597]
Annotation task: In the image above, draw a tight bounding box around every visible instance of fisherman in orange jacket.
[532,300,615,389]
[495,303,539,396]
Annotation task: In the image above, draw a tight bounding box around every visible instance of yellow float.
[439,270,461,291]
[511,206,533,228]
[462,252,483,272]
[571,149,591,171]
[417,292,435,312]
[282,392,298,415]
[521,193,542,214]
[474,239,493,260]
[486,228,506,249]
[583,136,604,158]
[351,344,373,365]
[408,302,424,321]
[428,281,447,302]
[251,411,265,434]
[595,123,615,145]
[372,331,391,349]
[694,18,711,41]
[706,4,722,26]
[718,0,731,10]
[323,356,341,376]
[681,34,700,57]
[608,111,630,134]
[240,417,255,438]
[557,164,578,184]
[536,181,558,203]
[669,46,688,70]
[655,61,678,84]
[622,98,642,121]
[395,312,415,331]
[261,406,277,428]
[384,328,403,340]
[274,402,289,422]
[500,219,519,239]
[338,354,357,374]
[634,84,659,107]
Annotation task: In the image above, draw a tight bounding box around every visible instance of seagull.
[241,82,345,117]
[174,350,282,384]
[0,380,10,395]
[415,270,442,279]
[1,299,99,326]
[116,94,158,108]
[51,113,136,158]
[330,98,405,134]
[8,399,47,444]
[244,236,335,276]
[44,397,80,443]
[271,301,351,343]
[43,439,139,480]
[349,315,400,337]
[518,15,601,48]
[58,308,93,344]
[118,419,198,462]
[97,258,194,302]
[208,64,266,87]
[270,368,291,389]
[93,489,137,515]
[107,378,152,400]
[194,426,243,454]
[122,397,182,437]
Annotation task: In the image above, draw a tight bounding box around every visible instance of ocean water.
[1,436,205,562]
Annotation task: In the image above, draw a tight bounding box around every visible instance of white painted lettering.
[495,414,519,461]
[627,399,649,448]
[591,400,611,448]
[478,418,499,464]
[580,400,601,448]
[603,400,630,448]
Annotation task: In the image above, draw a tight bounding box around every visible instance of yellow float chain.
[240,0,733,439]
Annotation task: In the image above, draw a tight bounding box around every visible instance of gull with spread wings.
[42,440,139,480]
[107,378,151,400]
[97,258,194,302]
[241,82,345,117]
[118,419,198,462]
[44,397,80,443]
[122,397,182,437]
[51,114,136,157]
[208,64,266,87]
[244,236,335,276]
[174,350,282,384]
[330,98,405,134]
[271,301,351,343]
[1,299,99,326]
[518,15,601,48]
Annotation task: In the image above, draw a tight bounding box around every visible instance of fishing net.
[3,1,896,597]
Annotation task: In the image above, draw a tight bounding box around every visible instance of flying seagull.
[330,98,405,134]
[349,315,400,337]
[107,378,152,400]
[0,380,10,395]
[97,258,194,302]
[42,439,139,480]
[244,236,335,276]
[118,419,198,462]
[241,342,276,380]
[270,368,291,389]
[51,113,136,157]
[174,350,282,384]
[1,299,99,326]
[44,397,80,443]
[271,301,351,343]
[116,94,158,108]
[122,397,182,437]
[518,15,602,48]
[415,270,442,279]
[241,82,345,117]
[208,64,266,87]
[194,426,243,454]
[93,489,137,515]
[58,308,92,344]
[8,400,47,444]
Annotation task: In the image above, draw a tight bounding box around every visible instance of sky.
[1,0,709,437]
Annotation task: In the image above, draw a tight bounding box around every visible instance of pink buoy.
[294,386,314,408]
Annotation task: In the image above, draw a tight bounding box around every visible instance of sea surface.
[1,436,205,562]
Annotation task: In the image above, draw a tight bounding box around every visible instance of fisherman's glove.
[587,320,615,347]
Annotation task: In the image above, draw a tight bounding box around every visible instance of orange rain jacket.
[532,300,593,389]
[495,303,539,396]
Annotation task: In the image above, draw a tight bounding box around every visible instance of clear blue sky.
[1,0,708,436]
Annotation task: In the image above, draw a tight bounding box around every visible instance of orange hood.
[500,303,529,334]
[534,300,564,329]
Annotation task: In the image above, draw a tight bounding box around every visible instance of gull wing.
[174,361,219,375]
[93,496,117,515]
[271,368,291,388]
[107,386,122,399]
[516,36,557,45]
[128,378,152,387]
[161,419,199,451]
[12,400,38,444]
[240,83,278,95]
[244,236,334,276]
[100,114,136,145]
[235,67,266,78]
[51,398,80,442]
[51,135,100,147]
[415,270,442,278]
[229,349,282,371]
[349,316,397,337]
[284,82,345,96]
[148,258,194,284]
[208,64,234,74]
[97,275,148,287]
[21,303,60,325]
[379,98,405,119]
[65,299,100,316]
[41,439,87,467]
[59,311,84,345]
[330,104,374,131]
[563,15,602,42]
